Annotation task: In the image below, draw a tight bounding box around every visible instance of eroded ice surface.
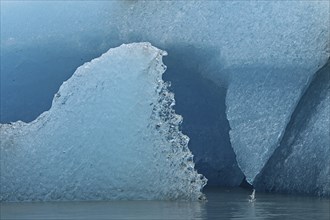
[254,60,330,197]
[0,43,206,202]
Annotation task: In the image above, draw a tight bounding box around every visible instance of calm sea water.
[1,188,329,220]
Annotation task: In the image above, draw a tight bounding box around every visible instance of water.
[1,188,329,220]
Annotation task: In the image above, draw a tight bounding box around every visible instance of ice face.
[254,60,330,197]
[0,43,206,202]
[226,66,314,183]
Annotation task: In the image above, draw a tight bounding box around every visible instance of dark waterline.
[1,188,329,220]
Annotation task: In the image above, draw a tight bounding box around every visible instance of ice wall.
[117,1,329,184]
[0,43,206,202]
[118,1,328,68]
[254,60,330,197]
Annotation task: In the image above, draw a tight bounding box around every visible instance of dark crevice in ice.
[162,44,244,186]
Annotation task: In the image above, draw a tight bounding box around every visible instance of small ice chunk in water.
[248,189,256,203]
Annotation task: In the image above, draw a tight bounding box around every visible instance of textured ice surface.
[117,1,329,184]
[0,43,206,202]
[118,1,329,68]
[254,60,330,197]
[226,67,314,183]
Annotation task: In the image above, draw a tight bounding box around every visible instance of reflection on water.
[1,200,205,220]
[1,188,329,220]
[205,188,330,220]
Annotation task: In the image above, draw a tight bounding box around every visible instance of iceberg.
[1,1,329,195]
[0,43,206,202]
[254,60,330,197]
